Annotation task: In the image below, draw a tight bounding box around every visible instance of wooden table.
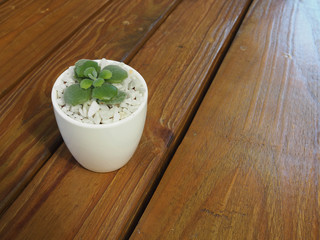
[0,0,319,239]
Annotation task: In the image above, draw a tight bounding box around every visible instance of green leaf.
[103,65,128,83]
[64,84,92,106]
[92,83,118,101]
[101,90,127,104]
[80,79,93,89]
[99,69,112,79]
[74,74,83,82]
[74,59,101,78]
[84,67,98,79]
[93,78,105,87]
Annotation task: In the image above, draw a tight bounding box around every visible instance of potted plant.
[51,59,148,172]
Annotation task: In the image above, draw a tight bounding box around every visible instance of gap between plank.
[0,0,114,100]
[0,0,184,218]
[124,0,254,239]
[0,0,116,217]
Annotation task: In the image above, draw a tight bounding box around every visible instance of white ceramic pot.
[51,60,147,172]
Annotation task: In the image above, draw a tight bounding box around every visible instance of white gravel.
[53,59,146,124]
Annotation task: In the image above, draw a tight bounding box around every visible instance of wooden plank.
[0,0,116,99]
[1,1,249,239]
[0,0,181,216]
[0,0,252,239]
[130,0,320,239]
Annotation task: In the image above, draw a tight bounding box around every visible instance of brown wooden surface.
[130,0,320,239]
[0,0,113,98]
[0,0,181,216]
[0,0,252,239]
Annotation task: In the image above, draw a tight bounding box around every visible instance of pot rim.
[51,59,148,129]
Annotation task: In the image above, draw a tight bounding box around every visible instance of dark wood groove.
[0,0,183,217]
[125,1,253,239]
[0,0,113,99]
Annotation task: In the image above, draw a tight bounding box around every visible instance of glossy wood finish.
[130,0,320,239]
[0,0,181,216]
[0,0,112,98]
[0,0,252,239]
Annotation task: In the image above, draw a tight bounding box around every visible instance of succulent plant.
[64,59,128,106]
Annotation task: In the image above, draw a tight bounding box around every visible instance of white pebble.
[55,59,145,124]
[88,101,100,118]
[113,111,120,122]
[57,98,65,106]
[93,112,101,124]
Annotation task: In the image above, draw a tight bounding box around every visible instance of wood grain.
[0,0,181,216]
[130,0,320,239]
[0,0,252,239]
[0,0,114,98]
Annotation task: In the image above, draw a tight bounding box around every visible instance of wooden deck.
[0,0,319,239]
